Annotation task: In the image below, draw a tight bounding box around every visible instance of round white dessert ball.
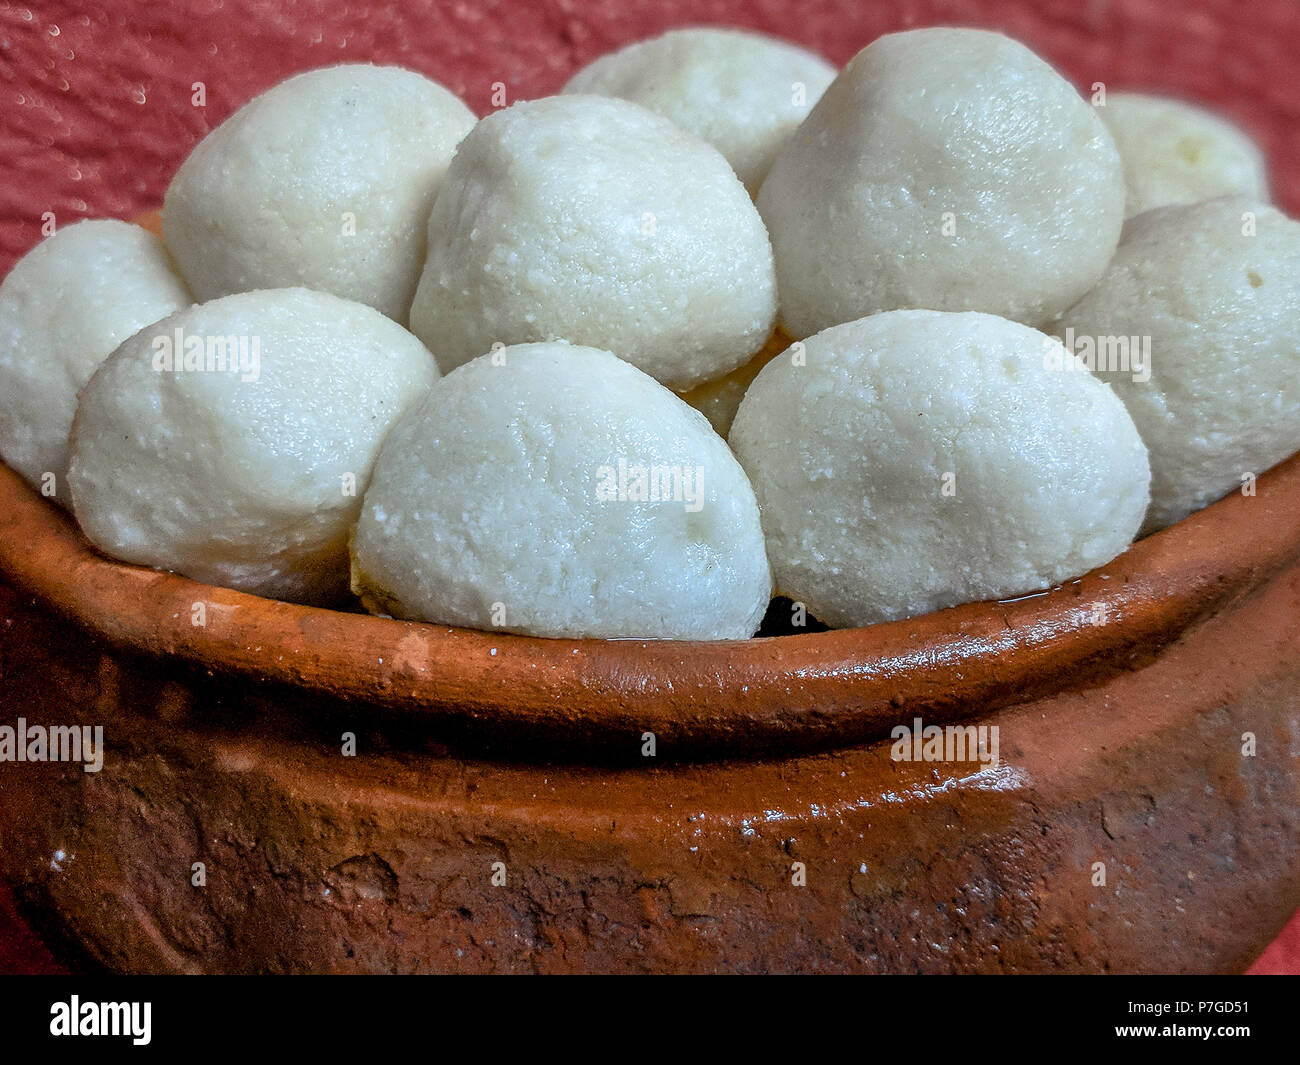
[729,310,1150,628]
[757,28,1126,338]
[408,95,777,391]
[163,64,476,322]
[1058,196,1300,533]
[1097,92,1269,217]
[563,27,836,194]
[351,342,773,640]
[68,288,439,604]
[0,219,191,504]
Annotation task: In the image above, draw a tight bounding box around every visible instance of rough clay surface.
[68,288,439,604]
[1098,91,1270,217]
[0,548,1298,972]
[0,220,191,505]
[757,27,1126,338]
[563,26,835,193]
[1060,196,1300,534]
[353,342,772,639]
[408,95,776,390]
[729,310,1150,627]
[162,64,475,322]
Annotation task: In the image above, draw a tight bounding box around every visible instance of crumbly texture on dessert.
[352,341,772,639]
[163,64,475,322]
[563,26,835,194]
[729,309,1150,627]
[0,219,191,505]
[1060,196,1300,533]
[68,287,439,604]
[757,27,1126,338]
[408,95,776,391]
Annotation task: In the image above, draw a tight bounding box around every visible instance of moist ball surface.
[408,95,777,391]
[728,310,1150,628]
[351,342,773,640]
[1097,92,1269,217]
[163,64,475,322]
[0,219,191,504]
[757,28,1126,339]
[68,288,439,604]
[563,27,836,194]
[1059,196,1300,533]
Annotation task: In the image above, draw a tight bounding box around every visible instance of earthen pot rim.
[2,212,1298,761]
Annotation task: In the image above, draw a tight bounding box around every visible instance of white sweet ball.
[729,311,1150,627]
[757,28,1126,338]
[1058,196,1300,533]
[408,95,777,391]
[163,64,475,322]
[68,288,439,604]
[1097,92,1269,217]
[351,342,773,639]
[562,27,836,193]
[0,220,191,504]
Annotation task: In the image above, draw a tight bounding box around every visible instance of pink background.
[0,0,1297,972]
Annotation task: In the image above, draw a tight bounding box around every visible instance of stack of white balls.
[1,26,1296,639]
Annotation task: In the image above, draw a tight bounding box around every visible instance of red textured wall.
[1,0,1297,972]
[2,0,1299,275]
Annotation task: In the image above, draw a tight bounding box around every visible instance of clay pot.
[0,217,1297,969]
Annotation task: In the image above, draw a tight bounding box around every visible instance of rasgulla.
[729,310,1150,627]
[563,27,836,193]
[1058,196,1300,533]
[0,220,191,504]
[757,28,1126,338]
[1097,92,1269,218]
[407,95,777,391]
[351,341,773,639]
[68,288,439,604]
[163,64,475,322]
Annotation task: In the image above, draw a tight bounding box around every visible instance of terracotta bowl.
[0,212,1297,972]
